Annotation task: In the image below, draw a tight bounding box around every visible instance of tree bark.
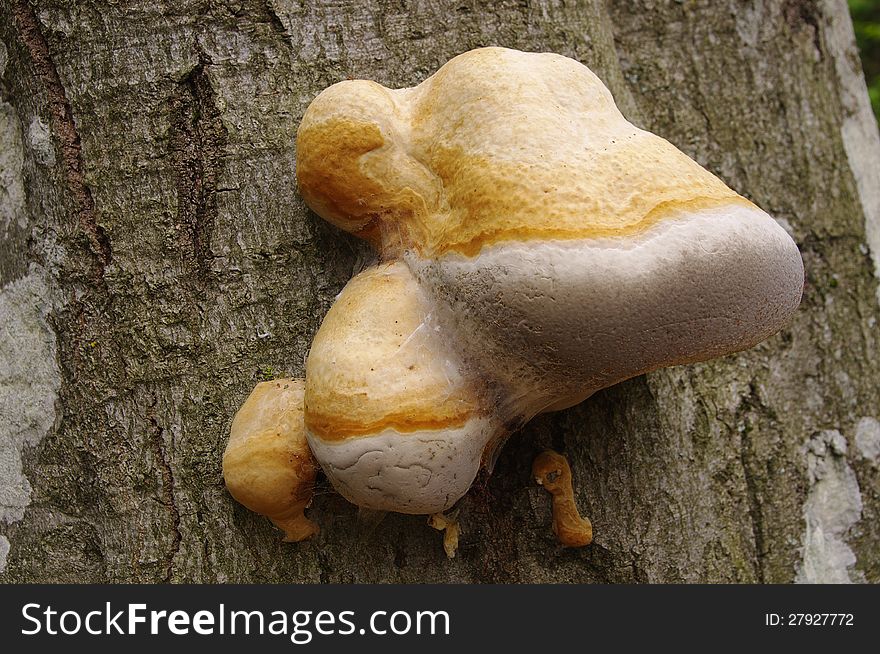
[1,0,878,583]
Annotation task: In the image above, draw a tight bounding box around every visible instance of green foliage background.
[850,0,880,121]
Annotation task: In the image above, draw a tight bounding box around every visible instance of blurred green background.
[850,0,880,121]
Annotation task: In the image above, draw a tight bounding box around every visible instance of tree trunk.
[1,0,878,583]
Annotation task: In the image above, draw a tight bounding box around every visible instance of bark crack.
[147,395,182,583]
[783,0,824,57]
[263,0,293,46]
[738,383,767,584]
[169,58,228,280]
[11,0,113,277]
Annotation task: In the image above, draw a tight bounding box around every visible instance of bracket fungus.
[223,47,804,550]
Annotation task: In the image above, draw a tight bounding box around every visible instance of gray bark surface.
[1,0,878,583]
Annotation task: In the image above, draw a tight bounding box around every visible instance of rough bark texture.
[1,0,879,583]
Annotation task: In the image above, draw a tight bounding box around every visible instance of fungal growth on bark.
[533,450,593,547]
[223,47,804,551]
